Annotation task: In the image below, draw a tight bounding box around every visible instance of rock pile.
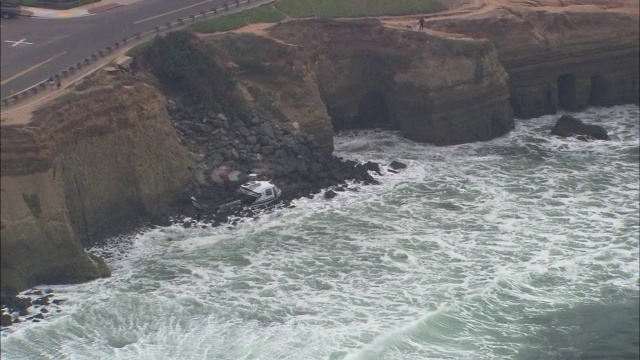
[165,99,382,222]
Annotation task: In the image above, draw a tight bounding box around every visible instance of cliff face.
[1,71,194,291]
[424,0,640,118]
[268,19,514,145]
[204,19,514,146]
[203,33,336,153]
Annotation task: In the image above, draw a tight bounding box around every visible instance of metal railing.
[2,0,264,108]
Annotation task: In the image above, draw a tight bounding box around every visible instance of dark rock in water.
[1,314,12,326]
[551,115,609,140]
[388,169,399,174]
[389,160,407,170]
[324,190,338,199]
[359,161,382,175]
[182,221,193,228]
[32,295,52,306]
[88,253,111,278]
[40,308,49,313]
[334,186,346,192]
[0,289,32,324]
[26,313,44,321]
[24,290,43,296]
[51,299,65,306]
[363,172,380,185]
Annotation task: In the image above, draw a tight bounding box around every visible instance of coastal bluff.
[1,76,193,292]
[423,0,639,118]
[1,0,638,297]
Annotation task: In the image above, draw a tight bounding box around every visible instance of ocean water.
[2,105,639,360]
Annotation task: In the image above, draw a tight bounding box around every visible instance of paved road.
[0,0,246,99]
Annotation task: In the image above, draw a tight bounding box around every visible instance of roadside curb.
[89,3,122,14]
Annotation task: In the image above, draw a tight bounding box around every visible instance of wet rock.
[26,313,44,321]
[32,295,53,306]
[358,161,382,175]
[1,314,12,326]
[551,115,609,140]
[324,190,338,199]
[389,160,407,169]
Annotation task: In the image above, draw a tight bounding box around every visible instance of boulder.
[324,190,338,199]
[1,314,12,326]
[551,115,609,140]
[389,161,407,170]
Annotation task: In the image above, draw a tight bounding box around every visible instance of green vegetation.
[187,5,286,34]
[22,193,41,218]
[125,40,154,58]
[139,31,250,119]
[274,0,445,18]
[187,0,445,34]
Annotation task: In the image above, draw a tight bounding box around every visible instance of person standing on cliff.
[418,17,425,31]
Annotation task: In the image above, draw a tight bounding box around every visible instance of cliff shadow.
[589,75,608,106]
[354,90,395,130]
[329,90,397,132]
[558,73,578,111]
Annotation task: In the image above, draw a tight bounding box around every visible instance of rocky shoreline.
[1,0,638,327]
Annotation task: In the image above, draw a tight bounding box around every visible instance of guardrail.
[1,0,261,108]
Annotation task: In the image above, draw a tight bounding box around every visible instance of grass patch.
[274,0,445,18]
[187,5,286,33]
[125,40,154,58]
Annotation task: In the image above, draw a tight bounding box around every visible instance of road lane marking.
[1,51,67,86]
[133,0,216,24]
[5,39,34,47]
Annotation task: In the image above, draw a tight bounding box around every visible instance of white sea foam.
[2,106,638,360]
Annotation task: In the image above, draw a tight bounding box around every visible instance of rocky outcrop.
[203,33,337,153]
[1,71,194,292]
[267,19,514,145]
[551,114,609,140]
[424,0,639,118]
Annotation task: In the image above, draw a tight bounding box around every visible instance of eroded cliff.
[203,19,513,146]
[423,0,640,118]
[268,19,514,145]
[1,71,194,291]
